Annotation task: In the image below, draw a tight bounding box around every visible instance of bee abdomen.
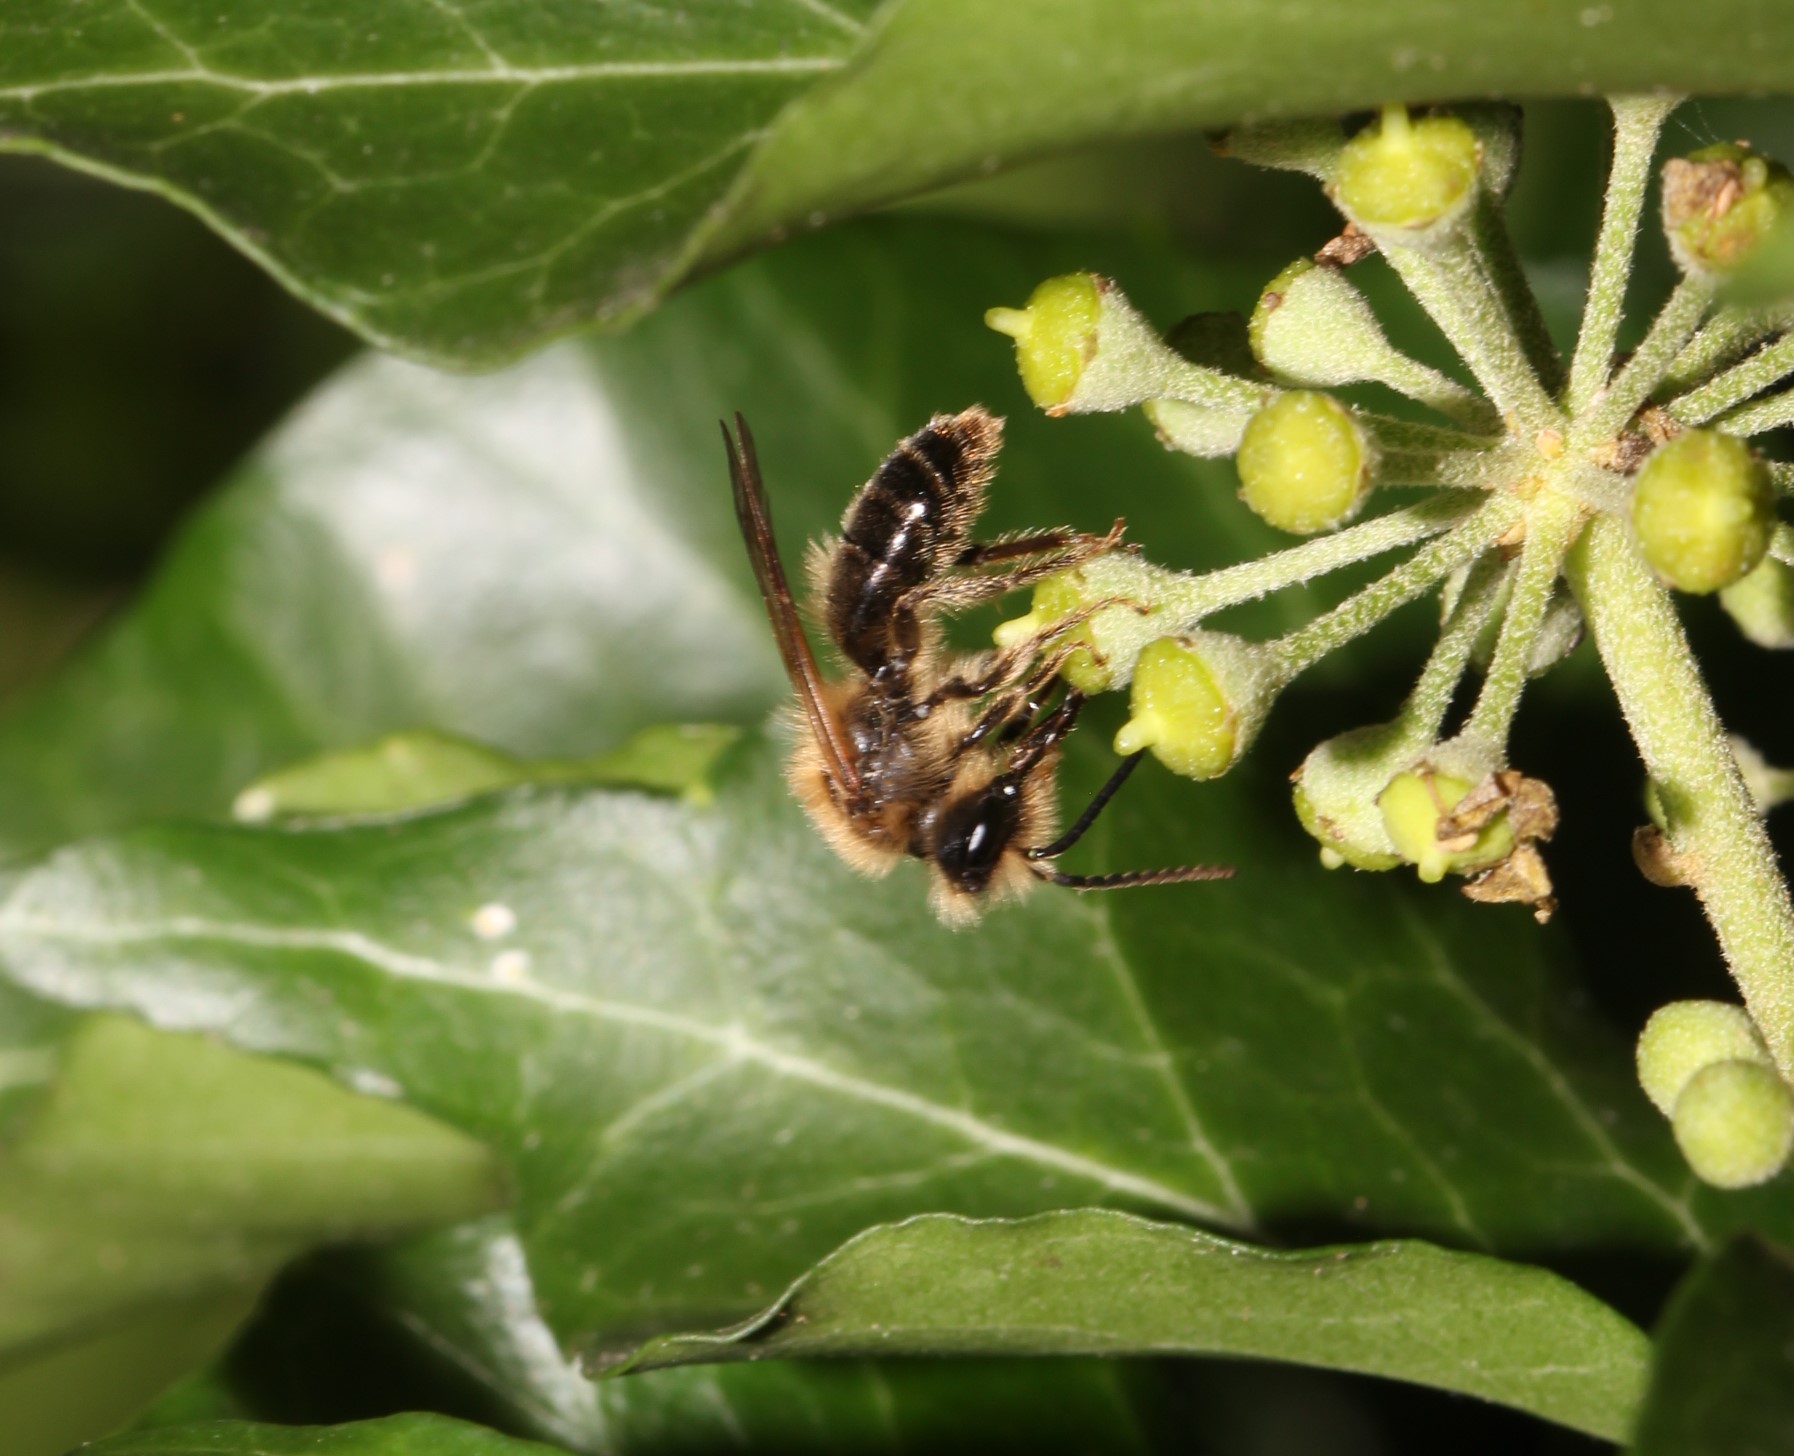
[828,408,1003,678]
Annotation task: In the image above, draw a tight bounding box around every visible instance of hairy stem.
[1461,493,1581,753]
[1715,386,1794,438]
[1566,95,1681,414]
[1574,275,1714,446]
[1660,303,1794,399]
[1155,495,1478,623]
[1568,514,1794,1078]
[1377,237,1562,432]
[1470,189,1564,397]
[1269,497,1521,681]
[1405,551,1510,743]
[1669,329,1794,426]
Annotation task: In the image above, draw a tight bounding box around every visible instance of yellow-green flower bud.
[1637,1000,1775,1117]
[1113,633,1273,779]
[1236,391,1371,534]
[992,553,1174,695]
[1720,554,1794,648]
[986,274,1103,413]
[1663,142,1794,281]
[1290,725,1409,872]
[989,275,1266,418]
[993,568,1117,693]
[1630,429,1773,594]
[1378,769,1516,883]
[1250,260,1381,385]
[1332,106,1482,242]
[1671,1058,1794,1189]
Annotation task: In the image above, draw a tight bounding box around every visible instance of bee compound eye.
[934,786,1022,892]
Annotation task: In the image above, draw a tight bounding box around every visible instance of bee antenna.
[1024,751,1146,862]
[1038,865,1235,891]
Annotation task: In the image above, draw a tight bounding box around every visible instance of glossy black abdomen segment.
[826,408,1002,679]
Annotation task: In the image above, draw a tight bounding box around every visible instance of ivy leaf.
[84,1412,569,1455]
[624,1209,1648,1442]
[219,1214,1152,1453]
[8,0,1791,363]
[1631,1236,1794,1455]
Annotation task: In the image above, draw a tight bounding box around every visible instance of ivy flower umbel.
[988,99,1794,1189]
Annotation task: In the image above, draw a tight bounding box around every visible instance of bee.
[722,406,1232,925]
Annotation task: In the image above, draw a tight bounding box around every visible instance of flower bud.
[1113,633,1275,779]
[1290,725,1408,871]
[1332,106,1482,244]
[992,553,1170,694]
[1663,142,1794,281]
[985,274,1102,413]
[1235,391,1371,534]
[1630,429,1773,594]
[1378,768,1516,883]
[988,275,1261,417]
[1720,553,1794,648]
[1637,999,1774,1116]
[1250,260,1387,385]
[1671,1058,1794,1189]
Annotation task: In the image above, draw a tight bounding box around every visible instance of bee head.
[932,778,1024,896]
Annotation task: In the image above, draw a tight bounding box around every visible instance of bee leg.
[915,519,1128,616]
[923,594,1138,715]
[998,689,1088,781]
[957,647,1083,749]
[953,518,1124,569]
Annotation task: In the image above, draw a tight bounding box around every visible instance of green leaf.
[1631,1236,1794,1454]
[203,1214,1152,1454]
[624,1209,1648,1442]
[85,1412,568,1455]
[8,1,1791,363]
[0,1014,500,1361]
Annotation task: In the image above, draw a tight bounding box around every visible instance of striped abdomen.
[825,407,1001,682]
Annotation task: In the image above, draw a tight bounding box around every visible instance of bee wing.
[722,415,861,794]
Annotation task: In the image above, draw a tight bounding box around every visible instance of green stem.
[1151,494,1479,622]
[1461,493,1581,752]
[1470,188,1564,397]
[1669,329,1794,426]
[1269,497,1520,681]
[1715,387,1794,438]
[1574,276,1715,447]
[1660,303,1794,399]
[1362,414,1507,488]
[1568,513,1794,1078]
[1566,96,1681,414]
[1404,551,1510,742]
[1376,235,1562,432]
[1368,350,1502,432]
